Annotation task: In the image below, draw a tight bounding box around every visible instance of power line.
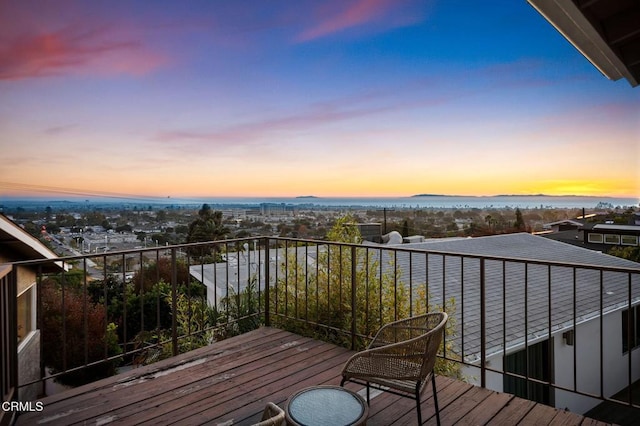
[0,181,197,204]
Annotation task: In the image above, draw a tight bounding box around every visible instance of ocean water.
[201,195,639,209]
[3,195,636,210]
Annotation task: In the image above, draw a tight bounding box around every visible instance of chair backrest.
[417,312,448,379]
[253,402,285,426]
[369,312,448,380]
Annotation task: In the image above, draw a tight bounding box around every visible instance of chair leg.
[432,374,441,426]
[366,382,370,405]
[414,382,422,425]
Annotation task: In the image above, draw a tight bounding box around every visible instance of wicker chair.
[340,312,448,425]
[252,402,285,426]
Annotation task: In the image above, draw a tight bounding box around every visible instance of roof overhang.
[0,215,64,272]
[528,0,640,87]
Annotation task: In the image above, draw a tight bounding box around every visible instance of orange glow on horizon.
[2,177,637,200]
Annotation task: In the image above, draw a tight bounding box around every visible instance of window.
[622,306,640,353]
[621,235,638,246]
[17,286,34,344]
[504,339,553,405]
[604,234,621,245]
[588,233,603,243]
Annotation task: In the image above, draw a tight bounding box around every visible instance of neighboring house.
[399,233,640,414]
[583,224,640,251]
[0,214,62,401]
[543,219,584,233]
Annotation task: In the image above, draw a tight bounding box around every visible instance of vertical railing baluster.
[339,245,343,317]
[365,247,370,333]
[212,247,218,318]
[547,264,552,393]
[264,238,270,327]
[409,252,413,317]
[171,247,178,357]
[393,250,398,321]
[295,242,299,319]
[103,255,108,359]
[327,243,331,323]
[627,271,633,405]
[524,262,529,399]
[460,256,465,361]
[304,244,309,322]
[351,245,357,350]
[502,260,506,387]
[274,239,279,319]
[480,257,486,389]
[442,255,446,359]
[378,247,383,326]
[61,260,67,372]
[122,253,127,356]
[425,252,430,310]
[284,240,289,318]
[236,241,241,324]
[37,264,44,385]
[156,250,161,342]
[572,267,577,393]
[315,242,320,326]
[138,251,144,345]
[599,269,604,399]
[83,258,88,366]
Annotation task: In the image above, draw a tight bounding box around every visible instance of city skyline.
[1,1,639,199]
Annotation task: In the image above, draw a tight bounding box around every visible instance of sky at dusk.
[1,0,639,199]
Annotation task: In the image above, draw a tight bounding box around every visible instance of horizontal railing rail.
[3,235,640,417]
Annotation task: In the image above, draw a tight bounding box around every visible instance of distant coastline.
[412,193,594,198]
[1,194,637,211]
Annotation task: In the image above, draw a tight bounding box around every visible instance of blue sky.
[1,0,638,199]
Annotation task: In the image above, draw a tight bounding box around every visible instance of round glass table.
[285,385,368,426]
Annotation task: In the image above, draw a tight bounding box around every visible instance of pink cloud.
[295,0,422,42]
[0,25,169,80]
[153,97,396,153]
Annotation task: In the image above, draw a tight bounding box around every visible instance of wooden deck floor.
[16,327,611,426]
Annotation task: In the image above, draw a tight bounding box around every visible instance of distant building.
[357,223,382,243]
[583,224,640,250]
[544,219,584,233]
[260,203,296,216]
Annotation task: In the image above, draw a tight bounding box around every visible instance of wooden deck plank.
[15,327,614,426]
[456,391,515,425]
[41,327,285,406]
[519,402,561,425]
[549,409,595,426]
[26,329,308,425]
[104,335,344,425]
[437,384,500,425]
[171,346,353,425]
[485,392,537,425]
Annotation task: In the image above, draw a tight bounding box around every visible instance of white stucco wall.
[554,309,640,413]
[461,309,640,415]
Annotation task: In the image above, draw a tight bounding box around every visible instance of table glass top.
[288,387,365,426]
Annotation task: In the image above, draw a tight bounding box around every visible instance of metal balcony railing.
[2,236,640,416]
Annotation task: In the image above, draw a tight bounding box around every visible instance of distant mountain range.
[411,194,599,198]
